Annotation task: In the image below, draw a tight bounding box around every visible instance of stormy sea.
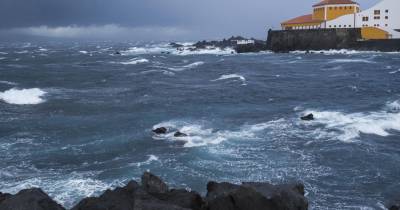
[0,41,400,209]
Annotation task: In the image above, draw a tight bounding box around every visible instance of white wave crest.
[0,81,18,85]
[120,58,149,65]
[290,49,397,55]
[131,155,160,167]
[212,74,247,85]
[121,44,235,56]
[386,100,400,111]
[167,61,204,71]
[0,52,8,55]
[302,107,400,142]
[328,59,375,64]
[152,120,276,147]
[389,69,400,74]
[0,88,47,105]
[79,51,88,54]
[0,57,6,60]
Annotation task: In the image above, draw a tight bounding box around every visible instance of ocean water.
[0,41,400,209]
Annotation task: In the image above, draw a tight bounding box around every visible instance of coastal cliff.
[267,28,400,52]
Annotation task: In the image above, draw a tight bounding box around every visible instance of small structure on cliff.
[280,0,400,40]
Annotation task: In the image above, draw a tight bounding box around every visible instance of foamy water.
[0,88,47,105]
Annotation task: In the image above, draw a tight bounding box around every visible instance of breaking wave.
[212,74,247,85]
[0,88,47,105]
[151,120,278,147]
[301,101,400,142]
[121,44,235,56]
[120,58,149,65]
[328,59,375,64]
[167,61,205,71]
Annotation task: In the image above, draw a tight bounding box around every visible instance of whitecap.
[79,51,88,54]
[0,52,8,55]
[328,59,375,64]
[212,74,247,85]
[389,69,400,74]
[151,120,278,147]
[386,100,400,111]
[0,57,5,60]
[301,107,400,142]
[167,61,204,71]
[131,155,160,167]
[0,81,18,85]
[140,70,175,76]
[120,58,149,65]
[0,88,47,105]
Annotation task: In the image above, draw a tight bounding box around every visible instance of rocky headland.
[0,172,308,210]
[170,36,268,54]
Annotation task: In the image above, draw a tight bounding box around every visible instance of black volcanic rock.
[142,172,169,194]
[301,114,314,121]
[205,181,308,210]
[170,42,184,48]
[72,172,202,210]
[152,127,167,134]
[388,200,400,210]
[174,131,188,137]
[0,188,65,210]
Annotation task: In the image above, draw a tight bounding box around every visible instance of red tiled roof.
[281,14,323,25]
[313,0,358,7]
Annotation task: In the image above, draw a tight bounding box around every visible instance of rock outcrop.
[301,114,314,121]
[152,127,167,134]
[0,188,65,210]
[0,172,309,210]
[205,181,308,210]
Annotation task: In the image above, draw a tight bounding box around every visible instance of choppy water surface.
[1,41,400,209]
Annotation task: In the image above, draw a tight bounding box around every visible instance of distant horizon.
[0,0,379,42]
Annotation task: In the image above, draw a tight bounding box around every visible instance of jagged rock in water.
[205,181,308,210]
[301,114,314,121]
[388,200,400,210]
[152,127,167,134]
[0,188,65,210]
[174,131,188,137]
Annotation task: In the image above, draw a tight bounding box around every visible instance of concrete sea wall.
[267,28,400,52]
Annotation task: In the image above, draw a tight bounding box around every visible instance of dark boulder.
[388,200,400,210]
[0,193,11,204]
[73,172,198,210]
[301,114,314,121]
[142,172,169,194]
[114,51,121,55]
[152,127,167,134]
[205,181,308,210]
[0,188,65,210]
[170,43,184,48]
[174,131,188,137]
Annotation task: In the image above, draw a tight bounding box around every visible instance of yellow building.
[281,0,360,30]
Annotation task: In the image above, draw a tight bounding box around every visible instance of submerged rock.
[206,181,308,210]
[174,131,188,137]
[0,188,65,210]
[153,127,167,134]
[301,114,314,121]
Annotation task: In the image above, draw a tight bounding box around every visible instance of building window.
[362,17,369,21]
[385,24,388,27]
[385,9,389,13]
[329,25,332,28]
[349,25,352,27]
[334,25,337,28]
[385,16,388,19]
[339,25,342,28]
[334,7,337,10]
[374,10,380,15]
[374,16,380,20]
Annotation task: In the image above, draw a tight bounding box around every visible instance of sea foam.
[302,105,400,142]
[0,88,47,105]
[120,58,149,65]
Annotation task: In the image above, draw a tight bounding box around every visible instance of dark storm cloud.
[0,0,378,40]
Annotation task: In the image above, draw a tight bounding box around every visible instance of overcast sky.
[0,0,378,41]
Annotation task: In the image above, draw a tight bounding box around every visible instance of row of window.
[291,25,321,30]
[328,25,353,28]
[374,9,389,15]
[361,24,389,27]
[362,16,389,21]
[328,6,355,10]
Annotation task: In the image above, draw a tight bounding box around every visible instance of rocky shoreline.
[170,36,268,54]
[0,172,308,210]
[1,173,400,210]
